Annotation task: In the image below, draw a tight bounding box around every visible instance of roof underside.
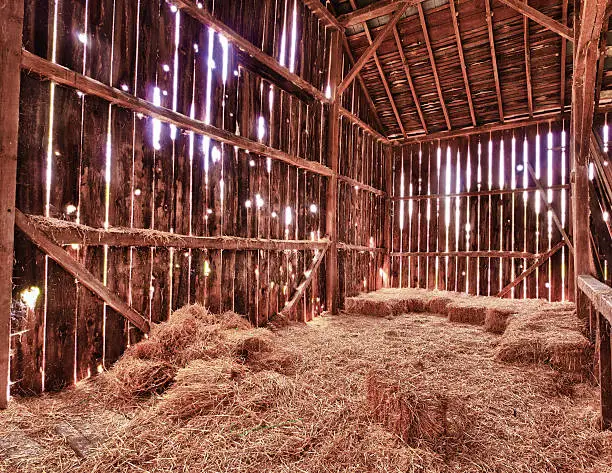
[330,0,579,140]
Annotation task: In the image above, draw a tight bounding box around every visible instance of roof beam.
[485,0,505,122]
[559,0,568,112]
[393,28,428,133]
[338,0,426,27]
[340,34,386,134]
[524,2,533,117]
[173,0,326,103]
[301,0,344,30]
[496,0,573,41]
[337,2,410,96]
[417,3,451,130]
[348,0,407,138]
[595,19,610,115]
[449,0,476,126]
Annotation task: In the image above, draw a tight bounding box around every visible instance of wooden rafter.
[417,3,451,130]
[560,0,568,112]
[15,210,150,333]
[393,29,428,134]
[339,34,386,134]
[301,0,344,30]
[338,0,425,27]
[348,0,407,139]
[337,2,410,96]
[449,0,476,127]
[524,1,534,117]
[485,0,505,122]
[595,19,610,115]
[339,106,389,142]
[496,0,573,41]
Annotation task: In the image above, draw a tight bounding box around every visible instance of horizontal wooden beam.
[302,0,344,30]
[497,0,574,41]
[338,243,387,253]
[391,250,538,259]
[22,214,331,251]
[339,106,389,142]
[280,242,330,318]
[338,0,424,27]
[15,210,150,333]
[392,184,570,200]
[173,0,327,102]
[337,2,410,96]
[497,240,566,297]
[21,50,333,178]
[578,275,612,325]
[399,111,564,144]
[338,175,386,196]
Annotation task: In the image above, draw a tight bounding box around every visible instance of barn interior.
[1,0,612,471]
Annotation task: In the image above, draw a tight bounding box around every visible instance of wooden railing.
[577,275,612,429]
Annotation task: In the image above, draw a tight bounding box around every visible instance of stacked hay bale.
[495,309,592,378]
[365,369,468,451]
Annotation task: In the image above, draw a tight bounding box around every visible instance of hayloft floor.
[1,292,611,473]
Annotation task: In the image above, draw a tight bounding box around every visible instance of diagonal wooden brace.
[15,210,150,333]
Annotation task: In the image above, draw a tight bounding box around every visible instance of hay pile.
[495,309,592,377]
[2,301,611,473]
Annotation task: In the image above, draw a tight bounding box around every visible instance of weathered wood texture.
[391,122,571,302]
[10,0,389,396]
[0,0,25,408]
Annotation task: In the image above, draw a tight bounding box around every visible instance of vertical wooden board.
[406,148,416,288]
[206,250,222,314]
[233,250,248,316]
[112,0,138,91]
[427,142,438,290]
[537,123,549,300]
[512,127,527,298]
[501,130,514,295]
[105,248,129,366]
[446,140,458,292]
[468,136,480,295]
[174,131,191,236]
[190,249,207,307]
[56,0,86,73]
[109,106,134,228]
[130,248,152,323]
[151,247,171,323]
[524,124,538,298]
[136,0,160,102]
[437,143,448,290]
[221,250,236,312]
[478,134,490,296]
[455,137,468,293]
[79,95,108,229]
[22,0,50,57]
[85,0,115,84]
[549,121,565,301]
[489,132,501,296]
[132,115,154,230]
[76,246,104,381]
[172,249,190,311]
[11,236,46,395]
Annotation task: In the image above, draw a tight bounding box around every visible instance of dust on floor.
[1,305,611,473]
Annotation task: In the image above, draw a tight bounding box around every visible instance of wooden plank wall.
[10,0,388,396]
[390,121,570,302]
[336,47,388,306]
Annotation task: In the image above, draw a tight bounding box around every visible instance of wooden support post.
[327,31,343,314]
[15,210,150,333]
[598,313,612,429]
[382,146,393,288]
[0,0,25,409]
[571,0,607,304]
